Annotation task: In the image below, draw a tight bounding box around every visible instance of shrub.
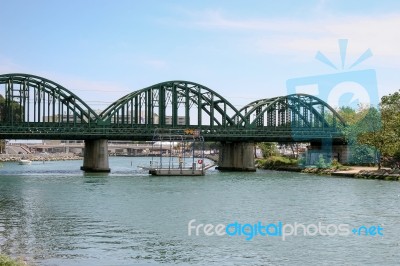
[315,154,329,169]
[0,254,26,266]
[257,155,298,169]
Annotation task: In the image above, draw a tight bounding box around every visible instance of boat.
[149,167,205,176]
[18,159,32,165]
[141,129,207,176]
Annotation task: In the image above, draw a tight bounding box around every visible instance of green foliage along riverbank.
[256,154,348,171]
[336,90,400,168]
[256,156,299,170]
[256,154,400,181]
[0,254,27,266]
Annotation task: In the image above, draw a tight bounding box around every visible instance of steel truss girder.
[234,93,346,129]
[99,81,246,128]
[0,73,100,125]
[0,74,346,142]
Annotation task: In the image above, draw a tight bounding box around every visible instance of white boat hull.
[19,160,32,165]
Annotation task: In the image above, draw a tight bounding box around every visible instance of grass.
[0,254,26,266]
[256,155,299,169]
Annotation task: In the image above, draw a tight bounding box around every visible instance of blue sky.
[1,0,400,110]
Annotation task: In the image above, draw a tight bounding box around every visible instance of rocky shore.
[296,167,400,181]
[257,163,400,181]
[0,153,82,162]
[353,169,400,181]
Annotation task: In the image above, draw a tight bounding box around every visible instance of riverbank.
[0,153,82,162]
[351,168,400,181]
[0,254,26,266]
[262,165,400,181]
[255,156,400,181]
[301,166,400,181]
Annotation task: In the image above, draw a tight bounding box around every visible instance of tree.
[0,94,23,153]
[0,94,5,121]
[337,106,361,125]
[0,94,23,122]
[278,143,301,158]
[258,142,278,158]
[356,107,397,169]
[381,91,400,141]
[0,139,5,154]
[337,92,400,169]
[0,95,5,153]
[337,105,376,165]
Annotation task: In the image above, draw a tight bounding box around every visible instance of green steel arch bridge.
[0,73,347,171]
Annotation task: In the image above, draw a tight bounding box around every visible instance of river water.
[0,157,399,265]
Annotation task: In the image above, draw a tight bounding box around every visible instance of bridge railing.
[0,122,345,142]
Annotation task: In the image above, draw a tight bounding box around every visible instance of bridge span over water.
[0,73,347,172]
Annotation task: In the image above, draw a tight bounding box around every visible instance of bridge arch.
[0,73,99,125]
[100,81,246,128]
[233,94,346,129]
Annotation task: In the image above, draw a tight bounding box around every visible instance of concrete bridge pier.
[216,142,256,172]
[307,141,349,164]
[80,139,110,172]
[332,144,349,163]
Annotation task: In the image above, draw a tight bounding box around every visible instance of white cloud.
[189,11,400,61]
[193,10,323,33]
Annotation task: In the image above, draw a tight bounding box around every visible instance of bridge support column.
[80,139,110,172]
[306,140,332,165]
[307,141,349,165]
[332,144,349,164]
[216,142,256,172]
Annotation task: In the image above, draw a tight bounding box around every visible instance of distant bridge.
[0,73,347,171]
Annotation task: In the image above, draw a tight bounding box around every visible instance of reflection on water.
[0,157,400,265]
